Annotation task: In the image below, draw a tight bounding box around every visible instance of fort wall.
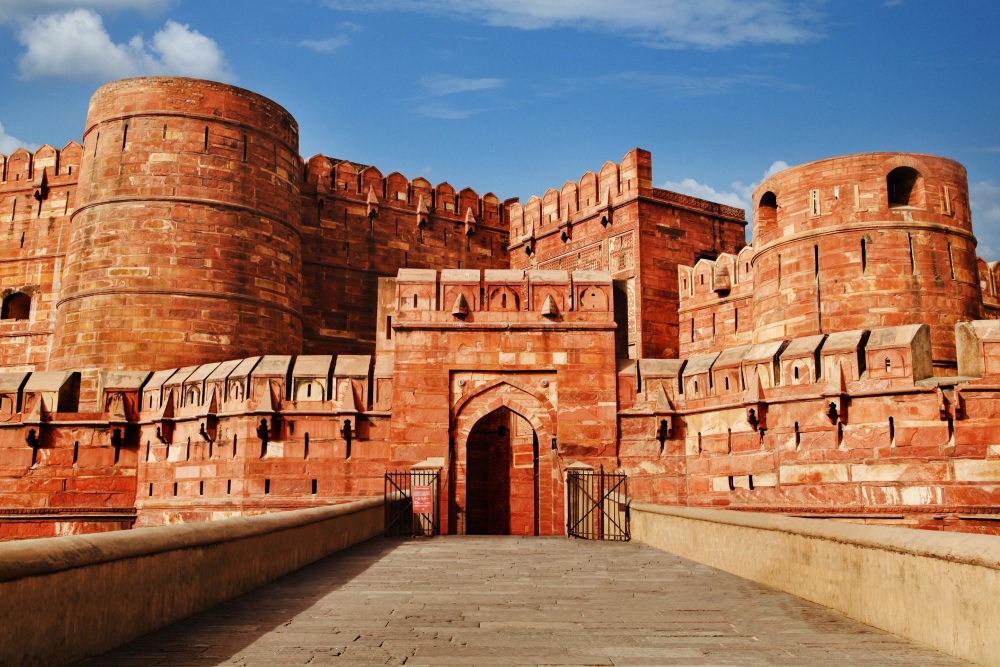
[508,149,746,359]
[298,156,509,356]
[2,76,1000,541]
[0,143,82,371]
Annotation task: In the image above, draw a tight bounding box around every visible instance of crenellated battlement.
[507,148,652,243]
[303,154,509,229]
[0,142,83,188]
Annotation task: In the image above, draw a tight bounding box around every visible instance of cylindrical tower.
[51,77,303,371]
[751,153,981,372]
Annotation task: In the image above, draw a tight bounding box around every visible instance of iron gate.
[385,469,440,537]
[566,467,629,541]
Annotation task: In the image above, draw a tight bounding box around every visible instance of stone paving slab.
[80,536,969,666]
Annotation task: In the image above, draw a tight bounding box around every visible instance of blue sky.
[1,1,998,259]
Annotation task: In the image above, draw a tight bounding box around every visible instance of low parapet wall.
[0,497,385,666]
[631,504,1000,666]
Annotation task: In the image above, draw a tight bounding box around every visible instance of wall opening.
[887,166,923,208]
[908,233,916,274]
[461,407,539,537]
[758,191,777,233]
[1,293,30,320]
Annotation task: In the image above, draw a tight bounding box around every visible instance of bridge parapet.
[631,503,1000,667]
[0,496,387,666]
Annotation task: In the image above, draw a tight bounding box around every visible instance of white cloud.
[299,35,352,53]
[421,74,503,96]
[663,160,792,243]
[0,0,168,23]
[762,160,790,179]
[970,181,1000,262]
[322,0,824,49]
[16,9,232,81]
[661,178,748,211]
[414,103,474,120]
[411,74,503,119]
[591,71,798,98]
[0,121,39,155]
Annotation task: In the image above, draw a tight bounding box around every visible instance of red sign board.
[412,485,433,513]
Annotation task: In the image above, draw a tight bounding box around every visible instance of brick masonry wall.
[509,149,746,359]
[50,77,305,375]
[298,156,510,356]
[0,143,82,371]
[751,153,982,371]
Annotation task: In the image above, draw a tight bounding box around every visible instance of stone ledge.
[631,503,1000,568]
[0,496,382,583]
[631,503,1000,667]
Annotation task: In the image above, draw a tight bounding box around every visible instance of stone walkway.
[82,536,968,666]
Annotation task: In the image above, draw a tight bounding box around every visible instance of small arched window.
[887,166,922,208]
[1,293,30,320]
[757,191,778,230]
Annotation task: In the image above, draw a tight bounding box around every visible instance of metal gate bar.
[567,467,629,541]
[385,470,440,537]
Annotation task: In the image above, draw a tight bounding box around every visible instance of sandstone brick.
[779,463,850,485]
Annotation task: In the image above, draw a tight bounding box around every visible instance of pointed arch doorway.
[450,378,562,536]
[460,407,540,535]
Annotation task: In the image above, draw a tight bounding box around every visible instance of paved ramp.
[84,537,967,666]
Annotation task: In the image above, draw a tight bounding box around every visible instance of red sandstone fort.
[2,76,1000,540]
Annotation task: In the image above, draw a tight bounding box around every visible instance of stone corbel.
[600,186,613,227]
[416,196,429,228]
[558,206,572,242]
[33,169,48,202]
[744,372,767,431]
[366,185,379,220]
[822,360,850,425]
[152,389,175,444]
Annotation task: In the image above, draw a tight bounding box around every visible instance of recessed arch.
[450,378,560,536]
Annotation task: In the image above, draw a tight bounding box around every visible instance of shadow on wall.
[79,538,402,666]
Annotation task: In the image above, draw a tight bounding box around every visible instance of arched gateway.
[452,379,559,535]
[379,268,621,535]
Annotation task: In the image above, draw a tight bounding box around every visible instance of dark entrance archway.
[462,407,539,536]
